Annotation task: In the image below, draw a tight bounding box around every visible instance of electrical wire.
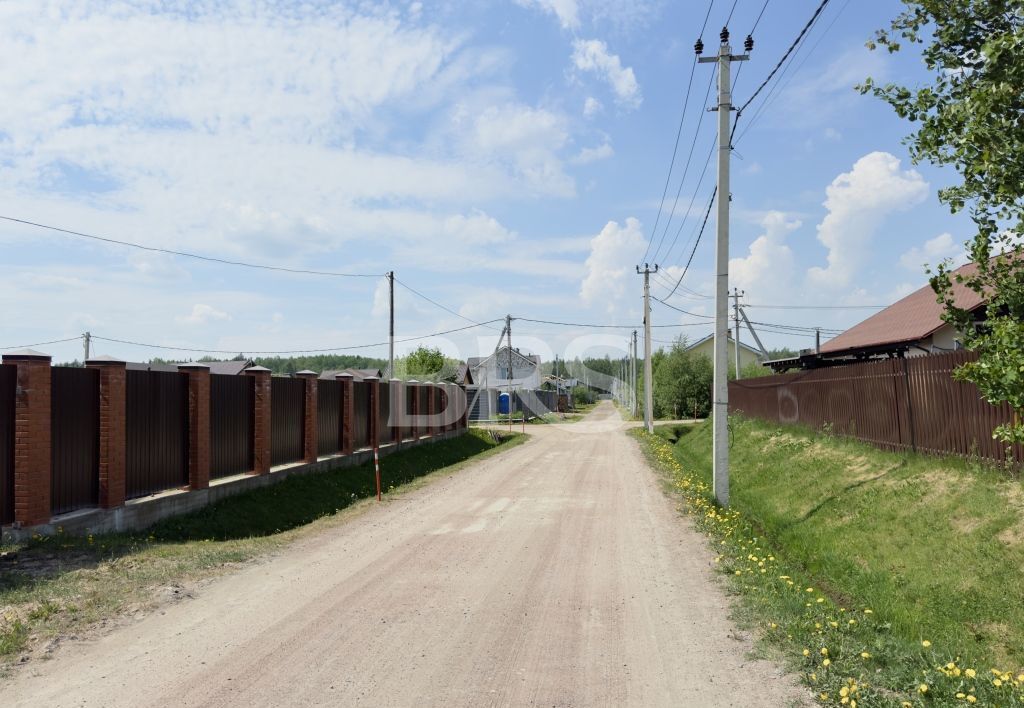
[749,0,770,33]
[641,0,716,264]
[659,187,716,299]
[745,303,885,310]
[0,336,84,351]
[736,0,831,116]
[0,215,381,278]
[512,317,700,330]
[90,320,503,355]
[650,297,715,319]
[650,70,717,264]
[392,277,501,330]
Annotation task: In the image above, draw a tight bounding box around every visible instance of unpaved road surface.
[1,402,805,707]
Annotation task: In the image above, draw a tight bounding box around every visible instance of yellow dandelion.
[803,648,811,657]
[965,669,976,678]
[921,640,931,648]
[918,684,928,694]
[822,658,831,667]
[821,647,829,656]
[966,696,976,704]
[860,652,871,659]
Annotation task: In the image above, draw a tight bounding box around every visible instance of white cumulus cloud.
[176,303,230,325]
[730,211,802,294]
[580,217,645,314]
[899,232,966,271]
[571,142,614,165]
[807,152,928,288]
[571,39,641,109]
[514,0,580,29]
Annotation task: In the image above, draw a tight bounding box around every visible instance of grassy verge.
[0,429,524,666]
[634,417,1024,707]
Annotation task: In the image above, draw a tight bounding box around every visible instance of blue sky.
[0,0,972,366]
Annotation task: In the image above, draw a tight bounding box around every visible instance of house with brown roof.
[768,261,986,372]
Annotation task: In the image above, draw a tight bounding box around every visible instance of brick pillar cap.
[85,355,126,365]
[177,363,210,371]
[2,348,51,361]
[390,377,402,383]
[295,370,318,378]
[407,379,420,384]
[244,366,272,374]
[363,376,380,382]
[336,373,354,380]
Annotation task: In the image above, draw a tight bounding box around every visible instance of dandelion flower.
[860,652,871,659]
[918,684,928,694]
[822,659,831,667]
[967,696,976,703]
[922,640,931,648]
[965,669,976,678]
[803,649,811,657]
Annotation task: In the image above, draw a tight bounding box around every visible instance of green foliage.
[403,346,445,377]
[651,337,713,419]
[862,1,1024,444]
[636,416,1024,705]
[252,354,385,376]
[571,385,596,405]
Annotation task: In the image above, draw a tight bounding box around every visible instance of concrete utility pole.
[637,264,658,433]
[387,271,395,378]
[732,288,744,379]
[83,331,91,361]
[698,27,749,507]
[632,329,638,419]
[506,314,513,432]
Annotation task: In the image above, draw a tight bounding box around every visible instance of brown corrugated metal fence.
[126,370,190,499]
[50,367,100,514]
[0,364,15,525]
[729,351,1023,465]
[271,377,305,465]
[317,379,341,455]
[351,381,370,449]
[210,374,254,479]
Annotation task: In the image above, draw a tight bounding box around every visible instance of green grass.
[635,417,1024,707]
[0,430,523,664]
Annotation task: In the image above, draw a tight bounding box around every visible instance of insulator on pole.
[694,37,704,55]
[744,34,754,53]
[720,26,729,44]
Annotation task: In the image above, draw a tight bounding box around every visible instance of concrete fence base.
[2,429,466,542]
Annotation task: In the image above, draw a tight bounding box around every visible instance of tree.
[862,2,1024,444]
[404,346,445,377]
[652,338,713,420]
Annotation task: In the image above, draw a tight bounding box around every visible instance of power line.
[650,70,718,264]
[724,0,740,25]
[745,303,885,310]
[650,297,714,319]
[656,134,717,267]
[659,187,716,299]
[0,336,84,351]
[90,320,502,355]
[736,0,831,116]
[641,0,716,264]
[392,277,501,330]
[512,317,701,330]
[0,215,381,278]
[749,0,770,33]
[735,0,849,143]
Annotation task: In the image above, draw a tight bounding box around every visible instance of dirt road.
[1,401,804,707]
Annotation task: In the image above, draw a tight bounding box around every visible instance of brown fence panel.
[271,377,305,465]
[0,364,16,525]
[210,374,254,479]
[126,370,189,499]
[403,384,415,440]
[730,351,1023,465]
[378,382,392,444]
[51,366,100,515]
[318,379,340,456]
[351,381,370,449]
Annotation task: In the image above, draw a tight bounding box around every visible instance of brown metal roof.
[820,262,986,355]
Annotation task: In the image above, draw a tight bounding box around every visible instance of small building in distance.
[685,333,763,371]
[468,346,542,390]
[319,368,383,381]
[766,261,987,372]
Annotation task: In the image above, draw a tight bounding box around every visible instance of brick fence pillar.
[3,349,51,527]
[426,383,436,436]
[407,380,419,441]
[366,377,379,450]
[390,378,403,447]
[337,373,354,455]
[86,356,126,508]
[245,366,272,474]
[178,364,211,490]
[458,385,468,430]
[296,370,318,463]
